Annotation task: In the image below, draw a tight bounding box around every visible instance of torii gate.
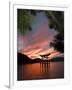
[40,53,51,60]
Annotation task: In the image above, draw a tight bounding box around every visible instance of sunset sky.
[17,11,63,59]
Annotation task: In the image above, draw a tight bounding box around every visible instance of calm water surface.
[17,61,64,80]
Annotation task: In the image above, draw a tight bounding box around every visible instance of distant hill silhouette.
[50,57,64,62]
[18,53,32,64]
[33,58,41,61]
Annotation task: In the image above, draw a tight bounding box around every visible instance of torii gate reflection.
[40,53,51,72]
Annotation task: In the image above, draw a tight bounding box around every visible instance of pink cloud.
[17,12,58,59]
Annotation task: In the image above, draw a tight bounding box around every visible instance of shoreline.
[18,58,64,65]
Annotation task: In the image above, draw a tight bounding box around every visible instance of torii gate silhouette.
[40,53,51,60]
